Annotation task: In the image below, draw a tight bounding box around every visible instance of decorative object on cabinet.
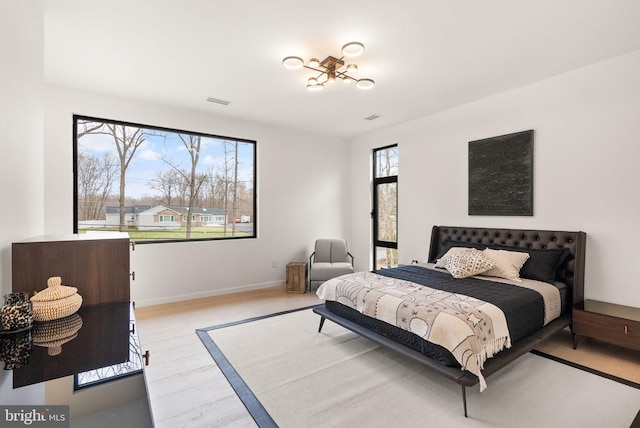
[0,329,32,370]
[1,292,32,332]
[573,300,640,351]
[32,313,83,356]
[30,277,83,322]
[468,130,533,216]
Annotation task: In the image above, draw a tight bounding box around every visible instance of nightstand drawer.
[573,308,640,351]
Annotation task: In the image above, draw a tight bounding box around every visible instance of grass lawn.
[78,226,250,241]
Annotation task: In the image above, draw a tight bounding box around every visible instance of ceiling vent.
[206,97,231,106]
[364,114,381,121]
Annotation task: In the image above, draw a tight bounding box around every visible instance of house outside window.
[159,215,174,222]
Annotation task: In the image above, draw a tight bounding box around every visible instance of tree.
[148,169,182,206]
[162,134,207,238]
[231,141,239,235]
[218,141,240,236]
[104,124,146,231]
[201,167,224,208]
[77,120,105,139]
[77,150,117,222]
[76,120,149,230]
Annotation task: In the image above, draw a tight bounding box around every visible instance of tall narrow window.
[372,145,398,269]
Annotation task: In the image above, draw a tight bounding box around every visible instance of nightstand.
[572,300,640,351]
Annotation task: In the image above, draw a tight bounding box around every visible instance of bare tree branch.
[77,120,105,139]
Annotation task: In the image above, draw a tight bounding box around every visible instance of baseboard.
[132,281,285,307]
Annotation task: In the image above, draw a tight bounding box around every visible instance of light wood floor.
[534,326,640,384]
[135,286,320,428]
[136,286,640,428]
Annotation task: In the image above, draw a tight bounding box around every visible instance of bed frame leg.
[318,316,326,333]
[461,386,468,417]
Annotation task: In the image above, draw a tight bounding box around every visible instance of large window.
[372,145,398,269]
[73,115,256,243]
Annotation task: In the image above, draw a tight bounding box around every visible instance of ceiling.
[41,0,640,139]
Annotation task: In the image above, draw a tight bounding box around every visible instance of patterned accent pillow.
[434,246,469,267]
[437,248,496,279]
[481,248,530,281]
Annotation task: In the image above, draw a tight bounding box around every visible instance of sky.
[77,120,255,200]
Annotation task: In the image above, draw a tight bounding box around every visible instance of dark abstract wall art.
[468,130,533,216]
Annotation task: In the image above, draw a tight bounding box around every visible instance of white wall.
[44,85,350,306]
[350,50,640,308]
[0,0,45,296]
[0,0,45,403]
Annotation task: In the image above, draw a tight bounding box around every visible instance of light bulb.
[282,56,304,69]
[356,78,375,89]
[341,42,365,57]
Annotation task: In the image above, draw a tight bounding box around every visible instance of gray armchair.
[308,239,354,291]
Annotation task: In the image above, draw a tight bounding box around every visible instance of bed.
[313,226,586,417]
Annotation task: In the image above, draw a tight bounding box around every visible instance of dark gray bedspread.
[375,265,545,343]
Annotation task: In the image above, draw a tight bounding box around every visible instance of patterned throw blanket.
[317,271,511,391]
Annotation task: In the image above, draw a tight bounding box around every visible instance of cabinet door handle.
[624,325,628,335]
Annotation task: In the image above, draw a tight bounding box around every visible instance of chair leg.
[318,316,326,333]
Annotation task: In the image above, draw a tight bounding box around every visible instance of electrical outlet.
[272,259,278,268]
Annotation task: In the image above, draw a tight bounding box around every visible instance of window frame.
[73,115,257,244]
[372,144,398,269]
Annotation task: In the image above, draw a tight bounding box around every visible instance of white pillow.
[436,248,496,279]
[481,248,530,281]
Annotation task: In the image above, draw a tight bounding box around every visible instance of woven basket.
[30,277,83,322]
[32,313,83,356]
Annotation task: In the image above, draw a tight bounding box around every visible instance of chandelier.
[282,42,375,91]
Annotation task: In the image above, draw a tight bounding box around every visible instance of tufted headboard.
[428,226,586,306]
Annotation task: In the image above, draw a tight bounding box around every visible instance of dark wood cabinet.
[7,234,150,422]
[573,300,640,351]
[12,233,131,306]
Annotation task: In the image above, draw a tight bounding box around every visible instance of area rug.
[197,307,640,428]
